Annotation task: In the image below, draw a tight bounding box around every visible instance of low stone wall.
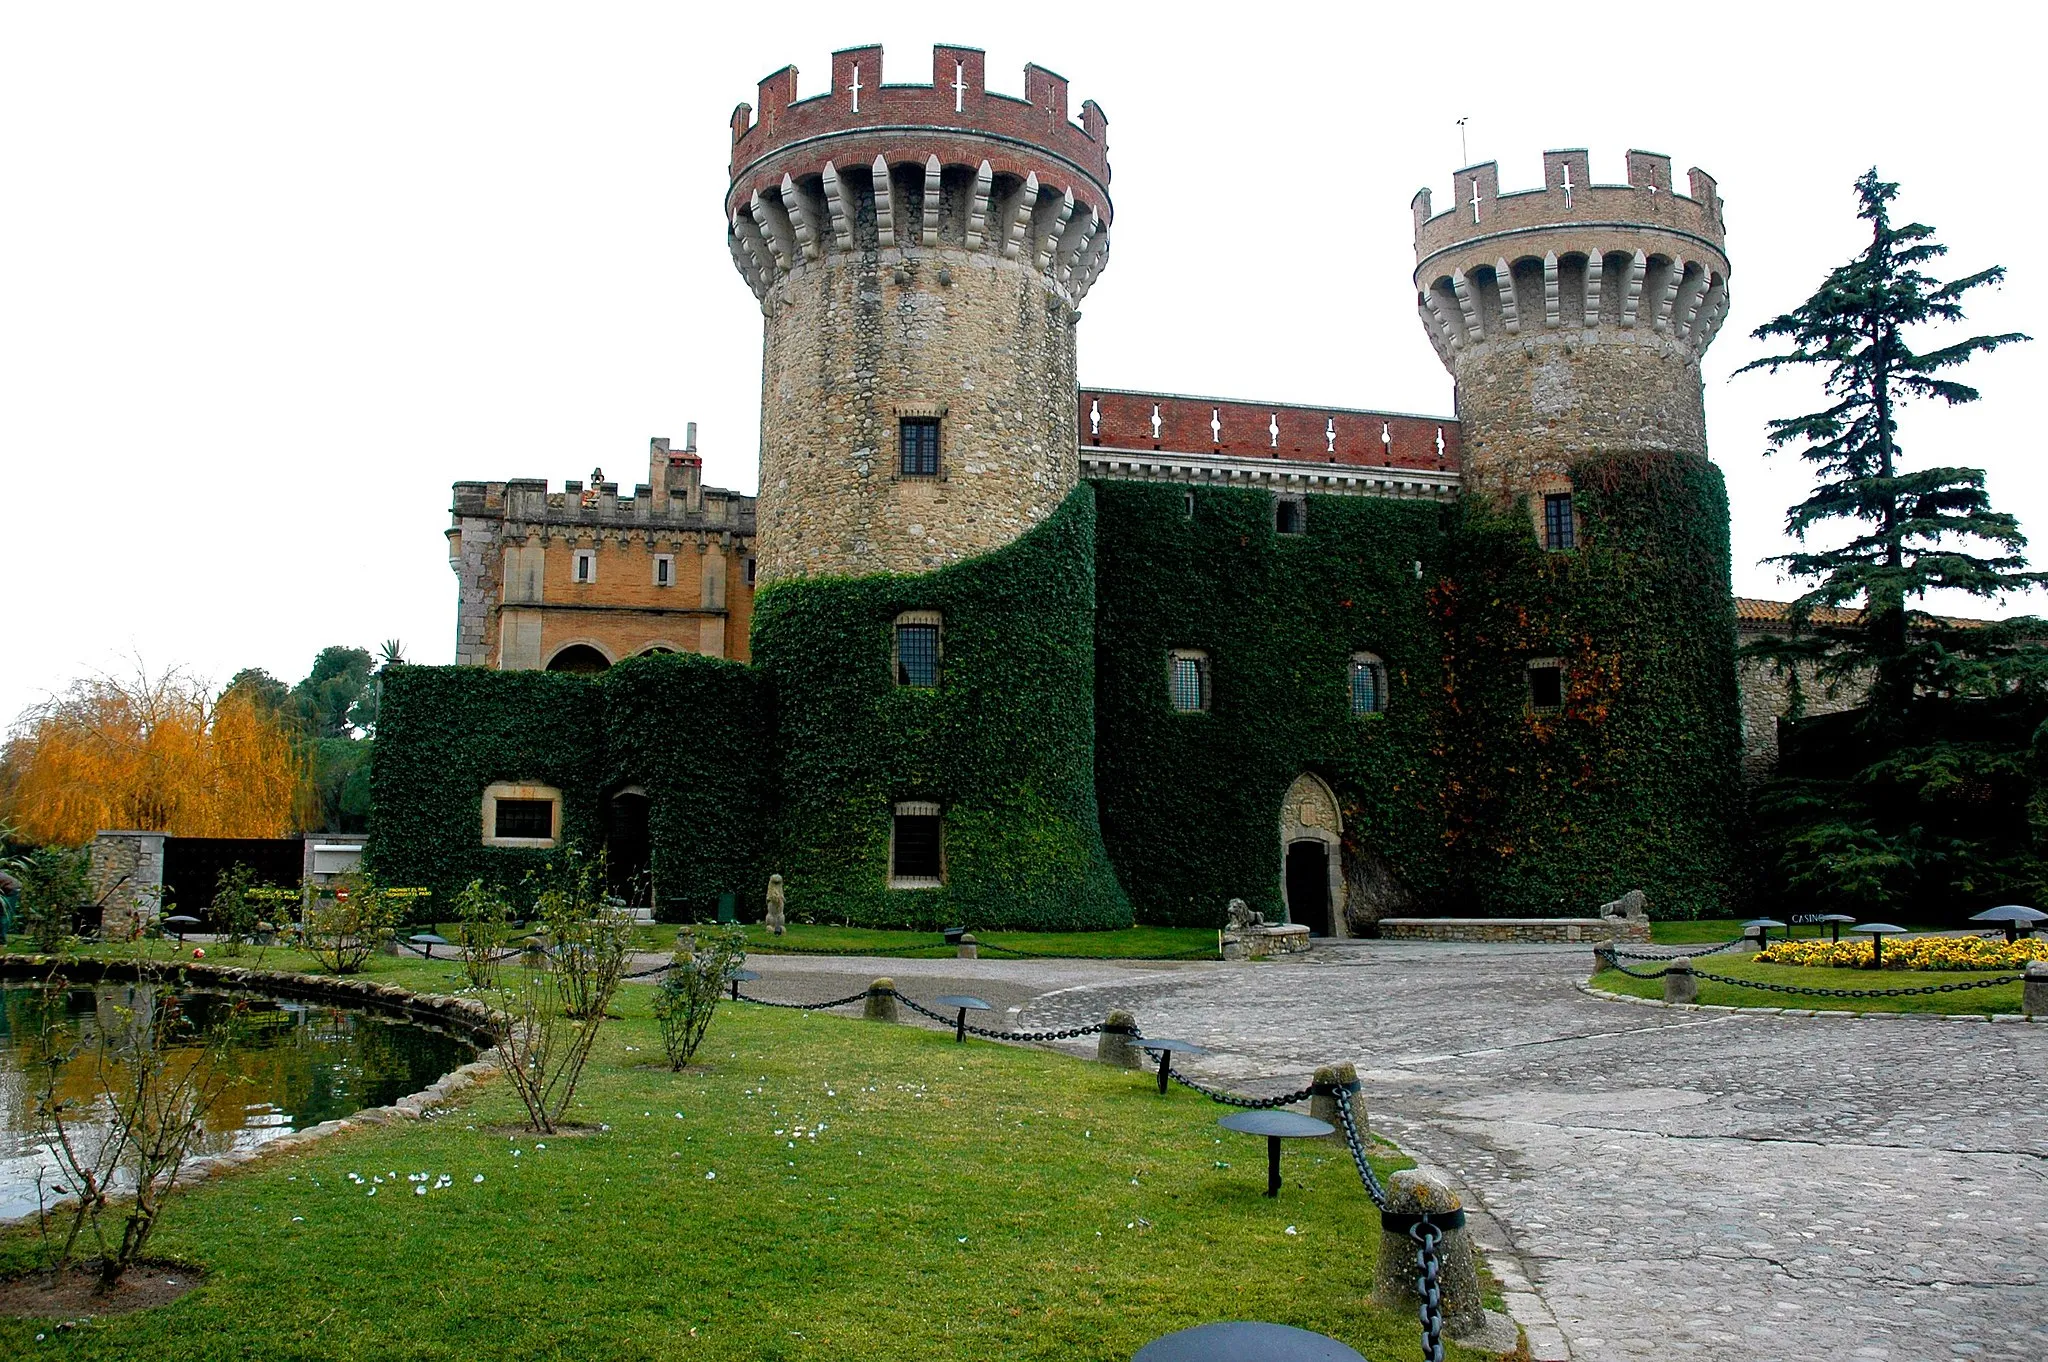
[1376,917,1651,944]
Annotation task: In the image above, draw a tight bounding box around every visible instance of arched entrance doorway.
[1278,772,1346,936]
[604,785,651,908]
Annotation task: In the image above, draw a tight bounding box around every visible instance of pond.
[0,983,477,1220]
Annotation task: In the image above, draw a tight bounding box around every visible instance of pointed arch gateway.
[1279,772,1347,937]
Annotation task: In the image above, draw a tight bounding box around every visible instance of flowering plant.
[1757,935,2047,971]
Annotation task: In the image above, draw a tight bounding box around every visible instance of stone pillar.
[87,831,167,941]
[1310,1062,1362,1140]
[1664,957,1698,1005]
[1096,1009,1142,1069]
[2025,961,2048,1018]
[1371,1170,1486,1342]
[863,978,901,1022]
[1592,945,1615,974]
[956,933,978,960]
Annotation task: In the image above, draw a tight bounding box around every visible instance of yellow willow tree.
[1,665,310,845]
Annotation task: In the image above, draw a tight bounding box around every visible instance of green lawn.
[1593,954,2029,1015]
[736,923,1220,960]
[1646,918,1947,946]
[0,953,1486,1360]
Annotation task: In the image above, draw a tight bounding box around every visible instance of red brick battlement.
[1080,389,1460,473]
[728,45,1110,222]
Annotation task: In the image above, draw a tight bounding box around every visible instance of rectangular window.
[1170,651,1210,713]
[493,798,555,840]
[745,557,757,587]
[1543,494,1575,550]
[891,807,943,883]
[895,623,940,687]
[653,555,673,587]
[1527,661,1564,710]
[1350,657,1387,714]
[573,549,596,583]
[900,418,940,476]
[1275,496,1307,535]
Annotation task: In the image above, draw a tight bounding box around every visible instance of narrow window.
[1350,652,1388,714]
[1275,495,1307,535]
[493,798,554,840]
[1527,659,1564,710]
[1543,493,1575,550]
[745,557,757,587]
[1169,649,1210,713]
[899,418,941,477]
[653,554,673,587]
[573,549,596,583]
[1183,489,1195,519]
[893,612,942,688]
[890,801,943,885]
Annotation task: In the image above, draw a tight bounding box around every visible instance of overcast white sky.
[3,1,2041,728]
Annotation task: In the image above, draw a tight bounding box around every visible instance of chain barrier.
[731,988,875,1011]
[1689,967,2026,999]
[1609,937,1749,960]
[1164,1064,1318,1109]
[1332,1093,1388,1209]
[1411,1221,1446,1362]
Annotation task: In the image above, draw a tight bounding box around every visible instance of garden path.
[740,942,2048,1362]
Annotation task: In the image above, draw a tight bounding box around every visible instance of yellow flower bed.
[1756,935,2048,971]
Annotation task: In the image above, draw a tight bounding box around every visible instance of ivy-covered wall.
[1091,482,1452,926]
[1089,453,1742,926]
[373,458,1740,930]
[750,487,1130,930]
[368,655,770,917]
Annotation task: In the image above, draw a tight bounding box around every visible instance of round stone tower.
[1410,150,1730,505]
[726,45,1113,583]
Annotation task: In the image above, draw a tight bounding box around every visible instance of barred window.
[1169,649,1210,713]
[1275,496,1307,535]
[1527,659,1564,710]
[893,611,942,688]
[1350,652,1388,714]
[891,801,943,885]
[900,418,940,476]
[1543,493,1575,550]
[493,799,554,840]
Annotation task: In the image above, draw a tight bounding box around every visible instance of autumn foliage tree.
[0,664,308,845]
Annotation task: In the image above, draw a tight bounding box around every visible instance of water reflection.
[0,984,475,1220]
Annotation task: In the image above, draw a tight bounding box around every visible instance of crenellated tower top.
[724,45,1113,309]
[1410,150,1732,371]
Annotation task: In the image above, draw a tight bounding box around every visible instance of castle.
[380,45,1758,929]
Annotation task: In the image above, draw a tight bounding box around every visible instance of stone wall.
[1735,652,1871,779]
[1376,916,1650,943]
[87,830,166,938]
[754,245,1080,582]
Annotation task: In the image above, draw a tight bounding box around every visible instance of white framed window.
[1527,658,1565,710]
[1169,649,1210,713]
[893,611,943,688]
[572,549,597,584]
[889,801,943,888]
[653,554,674,587]
[481,782,563,848]
[1350,652,1388,715]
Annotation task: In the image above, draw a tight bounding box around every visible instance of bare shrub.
[652,925,747,1070]
[453,878,510,991]
[26,971,249,1293]
[302,872,399,973]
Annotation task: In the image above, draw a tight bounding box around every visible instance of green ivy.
[750,488,1130,931]
[367,656,769,919]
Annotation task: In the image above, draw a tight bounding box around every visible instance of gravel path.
[738,942,2048,1362]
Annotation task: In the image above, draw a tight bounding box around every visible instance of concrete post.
[1592,945,1614,974]
[1096,1009,1142,1068]
[2024,961,2048,1018]
[1664,957,1698,1005]
[1371,1170,1487,1342]
[863,978,901,1022]
[956,933,978,960]
[1310,1061,1361,1140]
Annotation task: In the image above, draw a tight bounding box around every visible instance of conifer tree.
[1739,170,2036,724]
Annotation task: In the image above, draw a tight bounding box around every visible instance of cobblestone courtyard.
[744,943,2048,1362]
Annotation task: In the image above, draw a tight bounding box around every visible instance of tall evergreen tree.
[1739,169,2035,723]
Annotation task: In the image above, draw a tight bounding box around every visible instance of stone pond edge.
[1576,977,2044,1022]
[0,955,503,1227]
